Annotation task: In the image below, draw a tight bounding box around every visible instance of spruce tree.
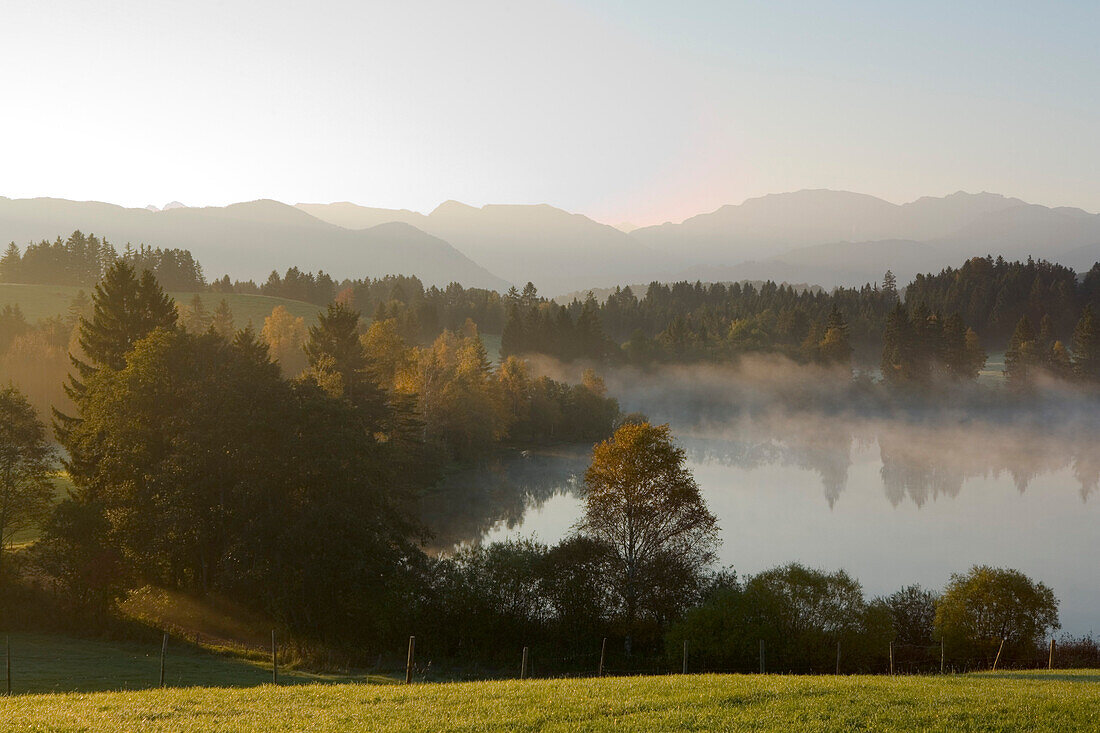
[1072,306,1100,382]
[59,261,177,426]
[211,299,235,339]
[0,242,21,282]
[304,302,386,420]
[881,302,911,384]
[1004,315,1037,384]
[819,304,852,365]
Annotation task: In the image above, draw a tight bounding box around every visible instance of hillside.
[1,669,1096,731]
[0,198,510,291]
[0,283,323,328]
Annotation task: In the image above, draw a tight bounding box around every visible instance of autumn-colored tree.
[261,305,308,377]
[578,422,718,653]
[361,318,414,389]
[396,328,509,459]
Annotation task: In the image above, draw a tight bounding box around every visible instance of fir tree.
[59,261,177,427]
[0,242,21,282]
[211,299,235,339]
[1072,306,1100,382]
[819,304,852,365]
[1005,315,1037,385]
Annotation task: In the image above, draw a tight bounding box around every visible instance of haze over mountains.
[3,190,1100,295]
[0,197,508,291]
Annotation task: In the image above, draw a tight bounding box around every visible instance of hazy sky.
[2,0,1098,225]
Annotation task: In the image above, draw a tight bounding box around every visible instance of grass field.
[0,669,1097,732]
[0,283,323,327]
[0,633,376,695]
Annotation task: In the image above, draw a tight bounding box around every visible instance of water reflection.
[420,447,589,550]
[421,415,1100,551]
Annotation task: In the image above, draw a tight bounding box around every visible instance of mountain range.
[3,190,1100,295]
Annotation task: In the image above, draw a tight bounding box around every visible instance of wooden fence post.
[889,641,894,676]
[759,640,765,674]
[405,636,416,684]
[992,638,1005,672]
[682,640,688,675]
[521,647,528,679]
[159,633,168,687]
[940,638,945,674]
[271,630,278,685]
[835,641,841,675]
[598,638,607,677]
[5,635,10,696]
[1048,638,1055,670]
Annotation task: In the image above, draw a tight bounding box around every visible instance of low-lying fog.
[424,356,1100,636]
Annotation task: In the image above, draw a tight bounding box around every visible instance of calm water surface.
[427,403,1100,636]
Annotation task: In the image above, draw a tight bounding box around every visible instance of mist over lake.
[428,358,1100,636]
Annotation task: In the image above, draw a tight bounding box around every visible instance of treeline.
[501,280,889,365]
[214,271,507,341]
[1,231,205,290]
[1,262,620,655]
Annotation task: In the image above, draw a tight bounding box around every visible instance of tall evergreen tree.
[59,261,177,430]
[1072,306,1100,382]
[0,243,21,282]
[819,304,852,365]
[211,299,235,339]
[1005,315,1037,385]
[881,303,912,384]
[304,302,386,420]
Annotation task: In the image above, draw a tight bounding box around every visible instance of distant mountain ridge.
[4,190,1100,295]
[297,200,665,295]
[0,197,510,291]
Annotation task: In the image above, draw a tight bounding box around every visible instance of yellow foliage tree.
[261,305,307,377]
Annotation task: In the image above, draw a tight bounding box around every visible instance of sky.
[1,0,1098,226]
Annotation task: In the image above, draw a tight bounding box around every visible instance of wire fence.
[3,632,1098,696]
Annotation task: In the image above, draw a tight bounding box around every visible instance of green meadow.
[1,666,1097,732]
[0,283,322,327]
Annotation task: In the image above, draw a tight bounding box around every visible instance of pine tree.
[57,262,177,441]
[1005,315,1037,385]
[500,304,525,357]
[0,242,21,282]
[1072,306,1100,382]
[182,294,212,334]
[881,302,912,384]
[304,302,386,420]
[819,304,852,366]
[211,299,235,339]
[882,270,898,305]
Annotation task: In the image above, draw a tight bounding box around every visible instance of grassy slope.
[1,668,1098,732]
[0,633,380,695]
[0,283,322,327]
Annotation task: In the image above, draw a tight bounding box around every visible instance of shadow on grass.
[4,633,399,695]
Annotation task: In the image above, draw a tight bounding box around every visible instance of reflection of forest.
[424,414,1100,550]
[680,414,1100,508]
[420,447,591,550]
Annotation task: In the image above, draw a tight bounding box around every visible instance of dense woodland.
[7,231,1100,379]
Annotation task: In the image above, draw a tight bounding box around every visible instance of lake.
[424,362,1100,636]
